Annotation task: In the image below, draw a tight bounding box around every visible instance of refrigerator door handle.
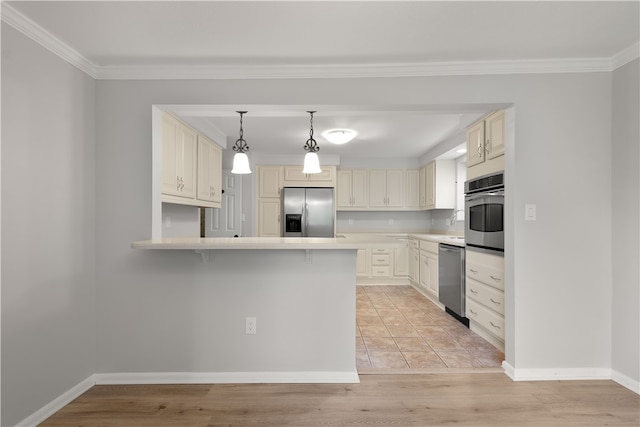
[304,203,309,237]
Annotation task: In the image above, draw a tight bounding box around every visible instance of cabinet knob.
[490,298,501,306]
[477,145,483,157]
[490,321,501,330]
[485,139,491,154]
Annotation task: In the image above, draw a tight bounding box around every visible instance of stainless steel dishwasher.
[438,244,468,326]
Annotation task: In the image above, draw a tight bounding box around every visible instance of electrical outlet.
[245,317,256,334]
[348,218,354,225]
[165,216,171,228]
[388,218,394,225]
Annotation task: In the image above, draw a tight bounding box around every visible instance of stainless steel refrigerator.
[282,187,335,237]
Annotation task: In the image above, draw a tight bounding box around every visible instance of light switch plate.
[525,204,537,221]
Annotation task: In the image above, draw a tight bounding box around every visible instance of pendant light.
[302,111,322,174]
[231,111,251,174]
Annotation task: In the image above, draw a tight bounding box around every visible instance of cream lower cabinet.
[258,198,281,237]
[418,240,439,299]
[408,238,420,284]
[369,248,392,278]
[393,239,409,277]
[465,249,505,351]
[356,249,369,277]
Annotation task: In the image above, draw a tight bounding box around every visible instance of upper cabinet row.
[337,162,455,211]
[161,113,222,209]
[466,110,505,179]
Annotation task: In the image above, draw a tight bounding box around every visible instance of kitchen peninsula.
[131,236,405,384]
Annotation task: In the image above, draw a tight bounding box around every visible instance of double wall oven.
[465,172,504,253]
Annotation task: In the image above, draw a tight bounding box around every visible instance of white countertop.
[131,233,464,251]
[132,236,378,250]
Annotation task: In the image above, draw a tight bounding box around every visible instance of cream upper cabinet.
[466,110,506,180]
[485,110,505,160]
[424,160,456,210]
[283,166,335,184]
[466,119,486,168]
[258,166,282,198]
[405,169,420,209]
[196,134,222,207]
[337,169,368,209]
[369,169,404,208]
[162,113,197,200]
[419,166,427,208]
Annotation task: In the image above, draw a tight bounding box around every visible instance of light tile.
[363,336,399,352]
[393,337,430,352]
[369,352,409,369]
[402,351,446,368]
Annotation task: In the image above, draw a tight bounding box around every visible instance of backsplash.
[337,209,464,234]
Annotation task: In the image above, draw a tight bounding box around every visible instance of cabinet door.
[196,135,221,203]
[386,170,405,207]
[259,167,282,198]
[419,251,429,291]
[308,167,334,182]
[405,170,420,208]
[485,110,505,160]
[394,242,409,277]
[177,123,197,199]
[283,167,307,182]
[419,166,427,208]
[426,252,439,296]
[356,249,369,277]
[161,114,180,196]
[425,161,436,209]
[351,170,369,207]
[336,170,353,208]
[210,144,222,204]
[466,120,485,167]
[258,198,281,237]
[368,170,388,207]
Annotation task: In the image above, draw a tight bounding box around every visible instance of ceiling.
[6,1,639,162]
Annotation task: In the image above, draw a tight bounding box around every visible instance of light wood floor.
[40,374,639,426]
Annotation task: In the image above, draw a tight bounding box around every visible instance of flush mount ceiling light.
[302,111,322,175]
[322,129,357,145]
[231,111,251,174]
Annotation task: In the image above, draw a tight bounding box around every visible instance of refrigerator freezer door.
[304,188,335,237]
[282,187,305,237]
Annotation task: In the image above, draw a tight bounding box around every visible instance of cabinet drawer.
[370,266,391,277]
[466,299,504,341]
[371,248,391,255]
[419,239,439,253]
[466,278,504,315]
[466,262,504,290]
[371,254,391,266]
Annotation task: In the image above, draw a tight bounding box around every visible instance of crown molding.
[1,3,98,78]
[3,2,637,80]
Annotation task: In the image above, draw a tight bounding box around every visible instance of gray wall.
[1,26,96,426]
[612,58,639,386]
[2,25,638,426]
[94,72,617,377]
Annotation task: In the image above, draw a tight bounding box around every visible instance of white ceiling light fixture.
[231,111,252,174]
[302,111,322,175]
[322,129,357,145]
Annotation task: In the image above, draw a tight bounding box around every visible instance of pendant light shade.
[302,111,322,174]
[231,111,252,175]
[302,152,321,174]
[231,152,251,174]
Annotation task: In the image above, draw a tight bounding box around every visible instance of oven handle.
[465,190,504,201]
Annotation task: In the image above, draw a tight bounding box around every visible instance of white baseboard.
[14,375,96,427]
[95,370,361,385]
[503,361,612,381]
[612,369,640,394]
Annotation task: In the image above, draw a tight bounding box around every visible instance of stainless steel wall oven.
[464,172,504,252]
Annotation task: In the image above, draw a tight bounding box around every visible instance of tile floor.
[356,285,504,371]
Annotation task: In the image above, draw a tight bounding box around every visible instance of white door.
[205,170,243,237]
